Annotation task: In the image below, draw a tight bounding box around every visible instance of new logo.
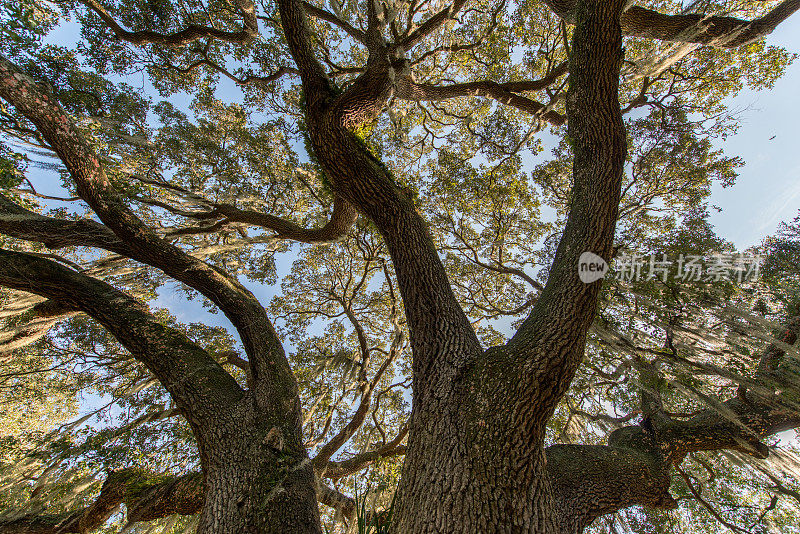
[578,252,608,283]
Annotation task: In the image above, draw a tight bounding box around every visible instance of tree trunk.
[194,403,322,534]
[197,457,320,534]
[391,393,557,532]
[390,0,628,531]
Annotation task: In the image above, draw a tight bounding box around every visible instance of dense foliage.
[1,0,800,532]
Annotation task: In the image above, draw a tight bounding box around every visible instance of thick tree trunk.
[197,456,320,534]
[194,403,322,534]
[0,53,324,534]
[390,0,628,531]
[391,381,557,533]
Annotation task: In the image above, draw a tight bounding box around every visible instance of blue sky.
[19,4,800,448]
[708,15,800,248]
[35,11,800,251]
[26,9,800,329]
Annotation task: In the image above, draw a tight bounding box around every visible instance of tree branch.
[621,1,800,48]
[544,0,800,48]
[504,0,627,422]
[311,340,401,471]
[79,0,258,47]
[394,62,568,124]
[0,467,358,532]
[400,0,470,50]
[278,0,335,107]
[303,1,367,44]
[317,482,356,524]
[676,466,750,534]
[545,393,800,532]
[207,195,357,243]
[146,192,357,244]
[0,468,202,534]
[0,193,132,254]
[546,443,677,533]
[322,425,408,481]
[157,58,298,88]
[0,55,299,426]
[0,249,244,429]
[277,0,483,400]
[548,314,800,530]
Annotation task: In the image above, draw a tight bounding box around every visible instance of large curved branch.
[79,0,257,47]
[544,0,800,48]
[0,469,202,534]
[158,58,298,88]
[504,0,627,420]
[203,195,357,244]
[0,249,244,428]
[656,392,800,462]
[0,193,132,253]
[546,443,677,533]
[0,464,367,532]
[317,482,357,524]
[548,388,800,533]
[121,177,352,244]
[621,2,800,47]
[549,318,800,531]
[278,0,334,107]
[278,0,483,398]
[0,55,298,424]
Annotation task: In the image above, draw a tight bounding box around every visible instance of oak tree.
[1,0,800,533]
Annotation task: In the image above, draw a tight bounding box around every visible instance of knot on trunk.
[263,426,285,451]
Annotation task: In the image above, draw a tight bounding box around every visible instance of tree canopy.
[1,0,800,533]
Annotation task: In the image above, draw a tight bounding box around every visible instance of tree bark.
[0,53,323,534]
[5,0,800,532]
[193,419,320,534]
[275,0,630,529]
[389,1,628,531]
[0,250,323,533]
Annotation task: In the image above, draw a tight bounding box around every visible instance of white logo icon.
[578,252,608,283]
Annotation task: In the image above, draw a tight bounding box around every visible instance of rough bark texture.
[0,444,384,533]
[383,2,627,532]
[0,251,322,534]
[3,0,800,532]
[0,53,321,534]
[282,0,629,530]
